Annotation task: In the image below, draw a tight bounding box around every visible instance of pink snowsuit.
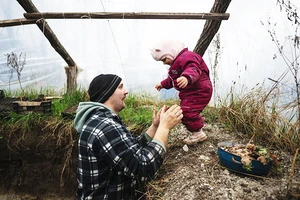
[160,48,213,132]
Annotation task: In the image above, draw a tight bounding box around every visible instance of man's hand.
[145,105,170,139]
[152,107,161,128]
[151,105,170,128]
[152,105,183,148]
[159,105,182,130]
[177,76,188,88]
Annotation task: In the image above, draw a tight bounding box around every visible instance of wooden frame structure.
[1,0,231,92]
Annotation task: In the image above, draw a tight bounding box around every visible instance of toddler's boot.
[183,129,207,145]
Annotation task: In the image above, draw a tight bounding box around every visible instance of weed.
[6,52,26,99]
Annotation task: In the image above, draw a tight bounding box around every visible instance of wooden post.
[64,66,78,93]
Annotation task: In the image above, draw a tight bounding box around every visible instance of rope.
[80,11,91,19]
[36,18,43,23]
[36,13,46,34]
[99,0,127,86]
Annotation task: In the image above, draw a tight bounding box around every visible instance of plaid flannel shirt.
[76,106,165,200]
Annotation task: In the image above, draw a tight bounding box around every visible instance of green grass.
[4,86,59,100]
[51,87,88,115]
[3,87,88,116]
[0,87,87,140]
[1,87,299,153]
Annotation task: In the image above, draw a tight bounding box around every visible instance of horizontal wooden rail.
[0,18,36,27]
[0,12,230,28]
[23,12,230,20]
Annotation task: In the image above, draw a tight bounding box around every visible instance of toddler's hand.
[177,76,188,88]
[155,83,163,91]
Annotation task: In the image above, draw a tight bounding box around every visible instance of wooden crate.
[13,100,52,114]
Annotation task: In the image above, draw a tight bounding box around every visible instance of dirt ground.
[0,121,299,200]
[149,123,300,200]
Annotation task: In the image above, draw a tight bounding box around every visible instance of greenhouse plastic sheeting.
[1,0,298,102]
[1,0,210,99]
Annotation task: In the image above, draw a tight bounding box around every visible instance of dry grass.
[218,88,300,153]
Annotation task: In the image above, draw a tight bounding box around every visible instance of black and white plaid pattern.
[76,107,165,200]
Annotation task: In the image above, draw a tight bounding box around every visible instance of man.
[74,74,183,200]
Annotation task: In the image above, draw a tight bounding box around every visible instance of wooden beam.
[0,18,36,27]
[23,12,230,20]
[0,12,230,28]
[17,0,76,67]
[1,11,229,28]
[194,0,232,56]
[17,0,77,93]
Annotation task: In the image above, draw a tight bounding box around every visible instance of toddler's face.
[161,57,173,66]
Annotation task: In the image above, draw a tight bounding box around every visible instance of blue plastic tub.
[217,141,273,176]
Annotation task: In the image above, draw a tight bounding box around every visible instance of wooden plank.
[23,12,229,20]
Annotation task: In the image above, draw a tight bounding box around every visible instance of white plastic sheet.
[1,0,299,103]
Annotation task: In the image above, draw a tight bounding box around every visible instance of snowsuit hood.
[74,101,112,133]
[151,40,186,61]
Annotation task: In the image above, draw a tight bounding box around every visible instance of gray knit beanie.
[88,74,122,103]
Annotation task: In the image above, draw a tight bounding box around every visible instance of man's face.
[108,82,128,113]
